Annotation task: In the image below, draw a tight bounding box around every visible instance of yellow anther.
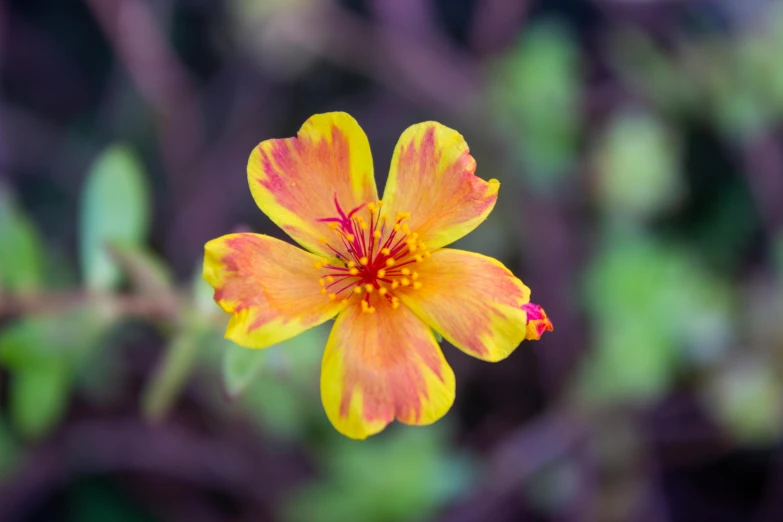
[354,286,362,294]
[413,282,422,290]
[349,268,359,276]
[401,268,410,276]
[373,230,382,239]
[319,278,325,286]
[394,224,401,232]
[408,243,418,253]
[346,234,355,242]
[412,271,419,280]
[328,222,338,230]
[314,262,321,269]
[320,288,327,295]
[415,255,424,263]
[386,258,396,267]
[402,224,411,234]
[368,202,377,213]
[365,284,374,293]
[379,287,388,296]
[367,306,376,314]
[401,277,410,287]
[381,248,391,256]
[424,250,431,258]
[327,276,335,283]
[378,200,384,207]
[391,298,400,309]
[360,222,369,230]
[319,237,328,244]
[348,261,356,268]
[377,269,386,278]
[359,257,369,265]
[328,293,337,300]
[391,281,400,289]
[396,211,411,220]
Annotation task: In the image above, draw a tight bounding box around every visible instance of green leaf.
[707,358,783,446]
[579,233,732,405]
[142,327,204,422]
[10,361,70,440]
[0,186,45,293]
[107,243,174,297]
[490,20,580,188]
[236,325,328,439]
[595,110,683,221]
[222,343,266,398]
[0,306,112,370]
[79,144,150,291]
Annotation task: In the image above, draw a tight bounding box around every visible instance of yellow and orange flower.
[203,112,552,439]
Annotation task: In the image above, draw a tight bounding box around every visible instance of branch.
[0,290,180,320]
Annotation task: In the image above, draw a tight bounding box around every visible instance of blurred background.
[2,0,783,520]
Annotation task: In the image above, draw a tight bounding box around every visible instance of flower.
[203,112,552,439]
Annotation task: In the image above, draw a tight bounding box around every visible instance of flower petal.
[382,122,499,250]
[203,233,345,349]
[321,298,455,439]
[396,249,530,362]
[248,112,378,256]
[522,302,554,340]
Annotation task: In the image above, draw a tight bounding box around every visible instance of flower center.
[315,197,429,313]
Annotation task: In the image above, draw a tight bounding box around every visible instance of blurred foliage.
[593,110,684,220]
[580,232,733,404]
[490,19,580,191]
[284,426,474,522]
[706,356,783,445]
[0,187,45,294]
[79,145,151,291]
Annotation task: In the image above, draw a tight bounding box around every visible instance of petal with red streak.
[522,302,554,340]
[397,249,531,362]
[320,298,455,439]
[203,233,345,349]
[381,122,498,250]
[248,112,378,256]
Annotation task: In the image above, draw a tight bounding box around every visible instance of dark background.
[2,0,783,521]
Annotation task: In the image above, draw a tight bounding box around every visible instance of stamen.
[316,199,430,308]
